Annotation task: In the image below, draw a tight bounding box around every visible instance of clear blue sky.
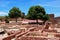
[0,0,60,17]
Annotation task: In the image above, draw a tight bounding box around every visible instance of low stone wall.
[17,36,59,40]
[3,29,26,40]
[17,36,47,40]
[25,31,48,37]
[43,29,57,33]
[54,33,60,38]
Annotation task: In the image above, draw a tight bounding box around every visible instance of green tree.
[8,7,21,22]
[26,5,46,23]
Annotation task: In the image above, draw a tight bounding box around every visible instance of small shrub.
[5,19,9,23]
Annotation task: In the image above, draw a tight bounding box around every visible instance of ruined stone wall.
[54,17,60,24]
[3,29,26,40]
[48,14,54,20]
[48,14,55,24]
[17,36,59,40]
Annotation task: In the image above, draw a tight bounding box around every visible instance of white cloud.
[0,11,8,16]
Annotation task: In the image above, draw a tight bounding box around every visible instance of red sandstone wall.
[3,29,26,40]
[54,17,60,24]
[48,14,54,20]
[17,36,59,40]
[17,37,47,40]
[48,14,55,24]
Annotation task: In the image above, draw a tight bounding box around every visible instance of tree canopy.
[9,7,21,18]
[26,5,46,20]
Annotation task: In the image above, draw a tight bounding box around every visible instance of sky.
[0,0,60,17]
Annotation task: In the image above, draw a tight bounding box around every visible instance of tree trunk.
[43,21,46,25]
[36,19,38,27]
[16,18,17,22]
